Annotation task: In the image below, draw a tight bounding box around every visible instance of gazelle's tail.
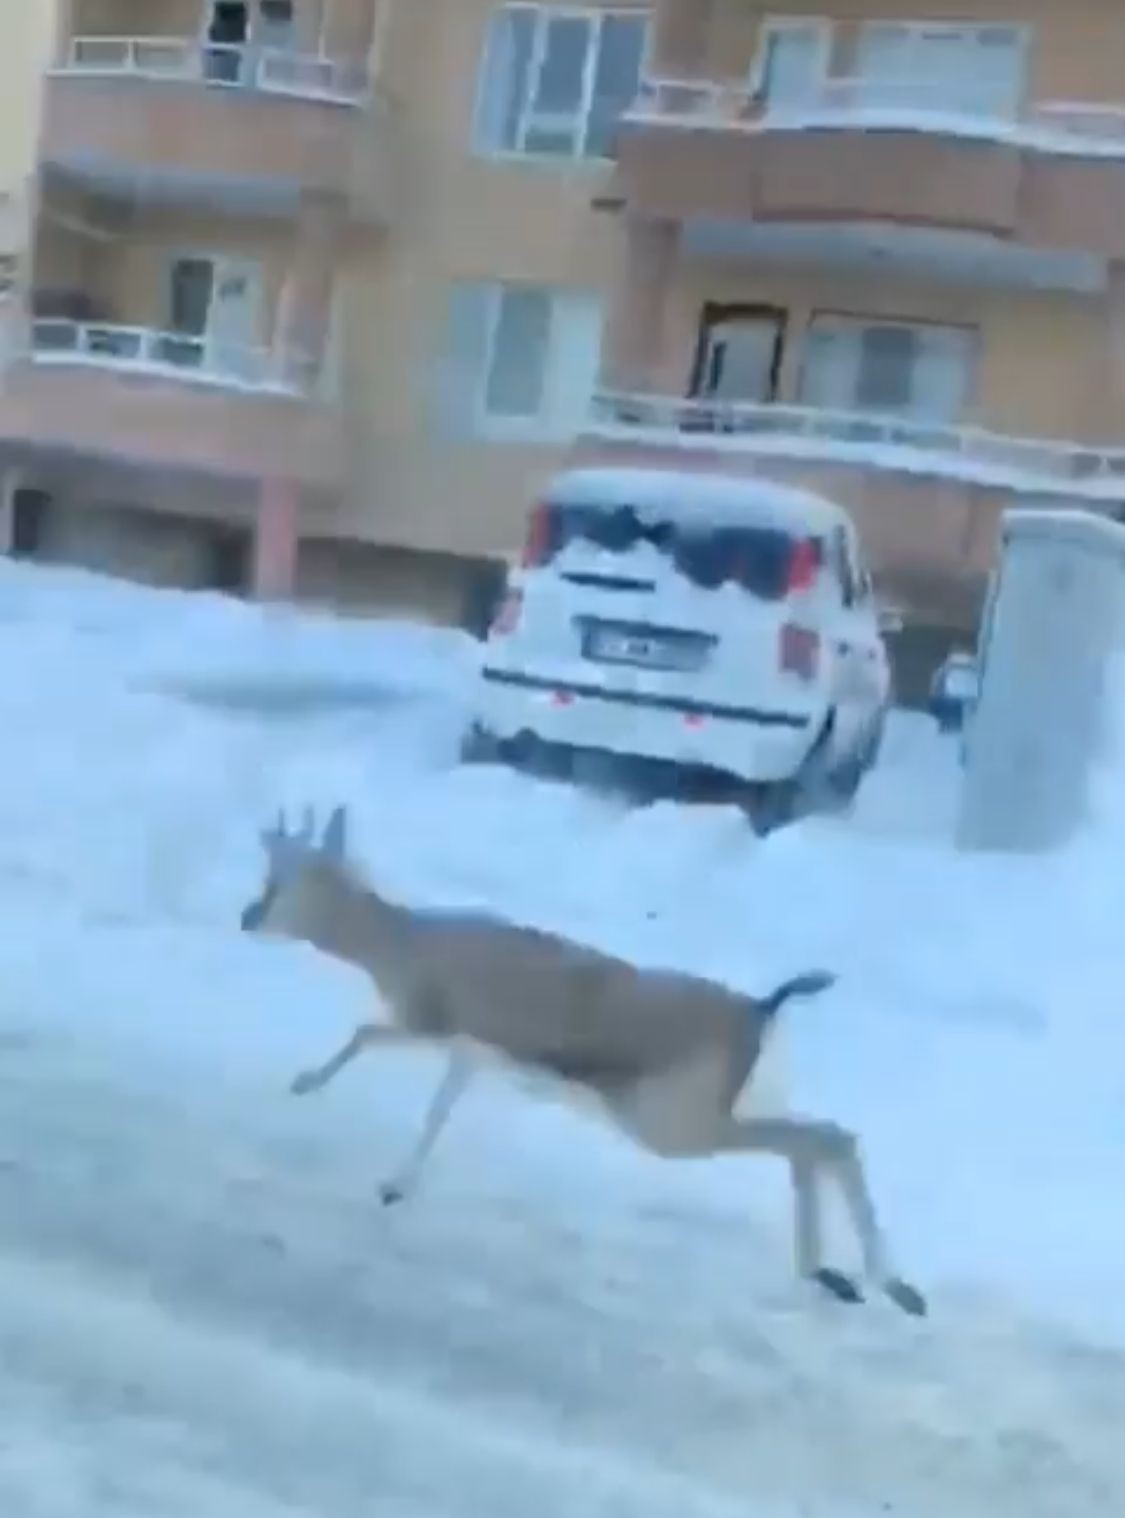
[759,970,836,1018]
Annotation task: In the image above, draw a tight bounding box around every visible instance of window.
[434,282,604,441]
[797,316,976,424]
[255,0,295,48]
[485,287,553,416]
[475,6,648,159]
[856,325,918,411]
[752,20,829,108]
[854,22,1026,116]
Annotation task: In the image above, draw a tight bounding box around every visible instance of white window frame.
[467,282,603,442]
[474,4,650,163]
[750,16,832,103]
[853,20,1030,116]
[797,313,978,425]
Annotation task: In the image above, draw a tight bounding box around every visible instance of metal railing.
[630,75,1125,152]
[59,36,369,106]
[30,319,315,395]
[589,391,1125,488]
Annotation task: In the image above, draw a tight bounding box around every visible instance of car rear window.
[526,501,818,601]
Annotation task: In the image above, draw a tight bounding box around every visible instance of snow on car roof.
[546,467,849,534]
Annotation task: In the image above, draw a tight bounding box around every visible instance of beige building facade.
[3,1,1125,653]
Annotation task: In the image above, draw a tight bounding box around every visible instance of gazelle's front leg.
[290,1023,414,1095]
[379,1051,473,1206]
[718,1116,927,1316]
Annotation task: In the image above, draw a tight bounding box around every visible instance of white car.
[463,467,891,830]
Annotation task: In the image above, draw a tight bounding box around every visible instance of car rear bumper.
[474,667,816,782]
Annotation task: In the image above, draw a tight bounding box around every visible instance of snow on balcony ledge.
[587,393,1125,504]
[626,78,1125,163]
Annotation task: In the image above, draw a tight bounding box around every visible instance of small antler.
[261,805,317,852]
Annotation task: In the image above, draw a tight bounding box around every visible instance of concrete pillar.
[369,0,393,76]
[650,0,713,78]
[276,193,346,388]
[251,478,300,599]
[52,0,75,67]
[599,218,678,393]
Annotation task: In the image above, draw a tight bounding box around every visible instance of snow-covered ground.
[1,559,1124,1516]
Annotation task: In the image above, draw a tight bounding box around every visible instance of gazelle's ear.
[322,806,347,861]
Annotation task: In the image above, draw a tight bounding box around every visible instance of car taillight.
[779,622,820,681]
[491,589,523,637]
[787,537,820,593]
[520,503,552,568]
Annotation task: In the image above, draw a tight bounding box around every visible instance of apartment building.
[586,0,1125,651]
[0,6,61,362]
[0,0,633,626]
[3,1,1125,665]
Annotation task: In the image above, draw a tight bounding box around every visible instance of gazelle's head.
[240,804,352,940]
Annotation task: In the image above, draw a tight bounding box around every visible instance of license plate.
[581,621,711,672]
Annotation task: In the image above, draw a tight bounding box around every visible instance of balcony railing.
[56,36,370,106]
[590,391,1125,493]
[629,76,1125,156]
[30,319,317,395]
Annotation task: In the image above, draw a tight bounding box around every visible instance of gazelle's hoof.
[812,1267,864,1304]
[290,1071,320,1096]
[885,1277,928,1317]
[379,1182,405,1208]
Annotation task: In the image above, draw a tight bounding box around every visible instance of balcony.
[30,318,314,392]
[41,36,395,224]
[0,319,344,492]
[589,391,1125,493]
[579,392,1125,621]
[617,78,1125,260]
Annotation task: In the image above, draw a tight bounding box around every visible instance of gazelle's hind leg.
[379,1052,473,1207]
[718,1116,927,1316]
[830,1127,927,1316]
